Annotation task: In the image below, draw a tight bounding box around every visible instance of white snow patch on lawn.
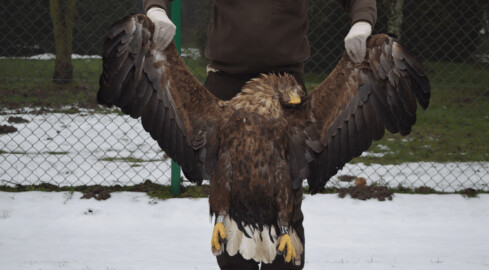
[0,54,102,60]
[0,49,200,60]
[360,151,388,158]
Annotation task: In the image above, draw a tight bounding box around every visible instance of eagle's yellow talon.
[211,222,227,251]
[277,234,296,263]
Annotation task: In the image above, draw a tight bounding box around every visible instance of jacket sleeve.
[143,0,172,11]
[335,0,377,27]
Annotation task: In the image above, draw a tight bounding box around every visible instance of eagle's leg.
[275,165,297,263]
[209,157,231,254]
[211,214,227,253]
[276,226,296,263]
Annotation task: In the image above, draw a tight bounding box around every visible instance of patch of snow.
[376,144,390,151]
[181,48,201,59]
[0,49,199,60]
[0,54,101,60]
[401,137,413,142]
[0,192,488,269]
[474,54,489,64]
[360,151,388,158]
[72,54,102,60]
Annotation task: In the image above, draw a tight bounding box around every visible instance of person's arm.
[335,0,377,63]
[335,0,376,26]
[143,0,176,49]
[143,0,171,12]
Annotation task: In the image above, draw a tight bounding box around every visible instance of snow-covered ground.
[0,191,488,270]
[1,111,488,191]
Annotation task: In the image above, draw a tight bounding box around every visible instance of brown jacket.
[143,0,376,74]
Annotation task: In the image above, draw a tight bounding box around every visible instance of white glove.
[147,7,176,49]
[344,21,372,63]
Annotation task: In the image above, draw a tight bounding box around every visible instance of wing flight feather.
[98,14,222,183]
[286,34,430,193]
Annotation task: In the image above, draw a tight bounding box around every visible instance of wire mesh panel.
[0,0,173,186]
[1,0,488,191]
[0,111,171,186]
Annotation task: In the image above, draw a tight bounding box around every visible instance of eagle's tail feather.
[214,216,303,265]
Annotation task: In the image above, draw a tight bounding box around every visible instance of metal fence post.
[170,0,182,196]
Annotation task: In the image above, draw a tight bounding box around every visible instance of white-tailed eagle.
[97,14,430,265]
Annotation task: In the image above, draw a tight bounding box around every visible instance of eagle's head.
[242,73,306,107]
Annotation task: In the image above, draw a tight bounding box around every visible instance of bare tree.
[50,0,76,83]
[382,0,404,39]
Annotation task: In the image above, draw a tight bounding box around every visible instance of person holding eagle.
[98,0,429,269]
[143,0,377,100]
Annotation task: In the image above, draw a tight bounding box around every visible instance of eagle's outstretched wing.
[286,34,430,193]
[97,14,222,183]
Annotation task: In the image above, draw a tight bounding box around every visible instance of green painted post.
[170,0,182,196]
[171,0,182,54]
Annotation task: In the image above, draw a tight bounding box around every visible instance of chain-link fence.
[1,0,488,192]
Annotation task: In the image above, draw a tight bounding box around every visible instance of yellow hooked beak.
[288,93,301,104]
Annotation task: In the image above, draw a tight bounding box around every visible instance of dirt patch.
[7,116,29,123]
[415,186,437,194]
[36,182,59,191]
[81,186,111,200]
[461,188,478,198]
[0,125,17,134]
[337,175,356,182]
[338,185,394,201]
